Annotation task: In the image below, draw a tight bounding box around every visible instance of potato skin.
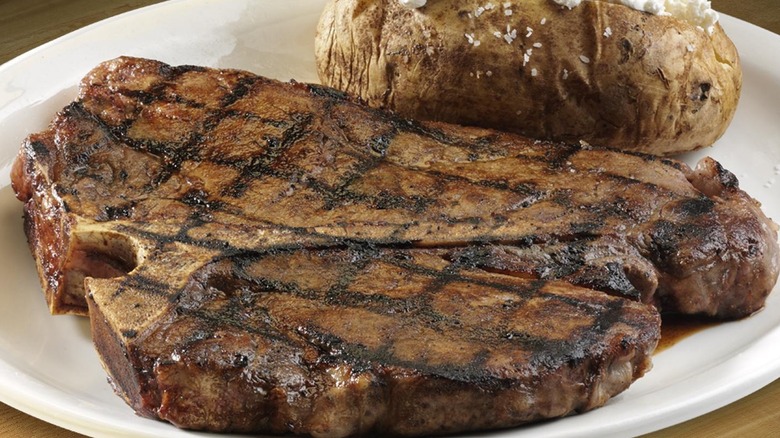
[315,0,742,155]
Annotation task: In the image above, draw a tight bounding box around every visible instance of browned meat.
[10,57,779,436]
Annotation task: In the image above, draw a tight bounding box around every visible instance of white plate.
[0,1,779,437]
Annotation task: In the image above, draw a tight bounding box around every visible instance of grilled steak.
[10,57,779,436]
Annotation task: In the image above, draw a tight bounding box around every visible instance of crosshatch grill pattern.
[11,57,778,436]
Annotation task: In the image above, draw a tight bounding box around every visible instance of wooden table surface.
[1,0,779,437]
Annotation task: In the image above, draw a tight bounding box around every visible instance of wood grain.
[0,402,83,438]
[0,1,778,437]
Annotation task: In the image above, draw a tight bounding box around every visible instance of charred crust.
[180,188,225,211]
[712,160,740,190]
[101,203,135,221]
[675,197,715,217]
[574,262,642,301]
[221,76,261,107]
[306,82,351,101]
[29,139,50,158]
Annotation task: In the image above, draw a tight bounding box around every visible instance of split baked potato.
[315,0,742,155]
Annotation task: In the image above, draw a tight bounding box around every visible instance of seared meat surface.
[11,57,779,436]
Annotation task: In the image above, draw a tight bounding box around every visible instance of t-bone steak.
[10,57,779,437]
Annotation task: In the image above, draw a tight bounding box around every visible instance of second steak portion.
[10,57,779,436]
[99,246,659,435]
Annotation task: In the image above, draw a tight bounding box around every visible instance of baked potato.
[315,0,742,155]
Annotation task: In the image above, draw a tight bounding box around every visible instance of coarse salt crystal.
[465,33,475,43]
[494,31,503,38]
[604,26,612,37]
[486,70,493,77]
[526,27,533,37]
[476,7,485,17]
[503,1,512,7]
[531,68,538,77]
[687,44,696,52]
[485,2,495,9]
[541,17,547,25]
[523,52,531,66]
[562,68,569,79]
[533,42,542,48]
[504,27,517,44]
[473,40,481,47]
[505,9,513,15]
[579,55,590,63]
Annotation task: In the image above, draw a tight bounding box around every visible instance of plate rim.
[1,1,779,437]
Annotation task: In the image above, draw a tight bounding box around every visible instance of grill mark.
[205,109,291,133]
[384,248,553,300]
[121,89,164,106]
[169,63,206,76]
[537,241,589,278]
[543,142,581,170]
[231,256,324,302]
[602,146,686,173]
[179,188,225,211]
[296,317,603,388]
[164,93,208,109]
[647,219,713,271]
[584,196,647,222]
[222,112,314,198]
[572,262,643,301]
[676,197,715,216]
[526,298,628,369]
[569,219,605,237]
[296,324,518,387]
[305,82,352,101]
[112,274,171,298]
[221,75,261,107]
[322,243,382,305]
[599,171,683,197]
[385,114,525,159]
[182,306,292,344]
[384,112,458,146]
[100,203,136,221]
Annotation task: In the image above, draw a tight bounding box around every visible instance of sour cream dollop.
[399,0,427,9]
[552,0,719,34]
